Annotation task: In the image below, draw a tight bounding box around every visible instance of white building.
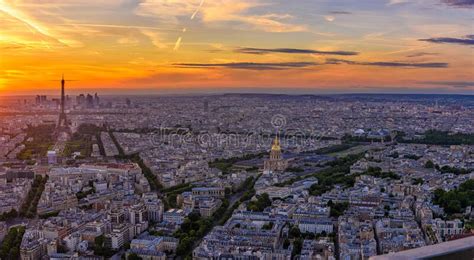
[163,209,187,225]
[432,218,464,238]
[298,218,333,234]
[47,151,57,165]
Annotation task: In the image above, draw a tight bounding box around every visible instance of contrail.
[174,37,182,51]
[174,28,186,51]
[173,0,205,51]
[191,0,205,20]
[67,23,178,32]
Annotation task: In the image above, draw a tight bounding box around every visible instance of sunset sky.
[0,0,473,95]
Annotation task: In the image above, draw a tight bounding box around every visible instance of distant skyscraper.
[86,94,94,108]
[94,93,100,107]
[36,95,47,105]
[204,100,209,113]
[76,94,85,105]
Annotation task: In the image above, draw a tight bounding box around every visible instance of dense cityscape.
[1,0,473,258]
[0,85,472,259]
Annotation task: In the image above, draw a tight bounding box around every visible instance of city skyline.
[1,0,473,95]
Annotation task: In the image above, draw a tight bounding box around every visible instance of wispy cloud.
[324,15,335,22]
[136,0,306,33]
[406,52,439,58]
[0,1,49,36]
[0,0,68,47]
[324,10,351,22]
[387,0,410,6]
[140,29,167,48]
[419,35,474,45]
[441,0,474,7]
[174,61,318,70]
[66,23,177,31]
[419,81,474,88]
[236,47,359,56]
[329,11,352,15]
[327,59,448,68]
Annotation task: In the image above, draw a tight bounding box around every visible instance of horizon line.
[0,91,473,98]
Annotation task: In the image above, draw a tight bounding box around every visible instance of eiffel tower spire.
[58,74,68,129]
[61,74,65,115]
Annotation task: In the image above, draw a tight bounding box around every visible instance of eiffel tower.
[57,75,69,131]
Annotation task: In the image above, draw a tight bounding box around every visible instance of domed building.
[263,137,288,173]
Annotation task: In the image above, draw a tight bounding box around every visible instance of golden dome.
[271,136,281,151]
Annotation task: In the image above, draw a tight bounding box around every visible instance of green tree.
[262,222,274,230]
[425,160,435,169]
[412,178,424,185]
[330,202,349,218]
[176,236,194,256]
[128,253,143,260]
[292,238,303,257]
[433,180,474,215]
[289,226,301,239]
[187,212,201,222]
[247,193,272,212]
